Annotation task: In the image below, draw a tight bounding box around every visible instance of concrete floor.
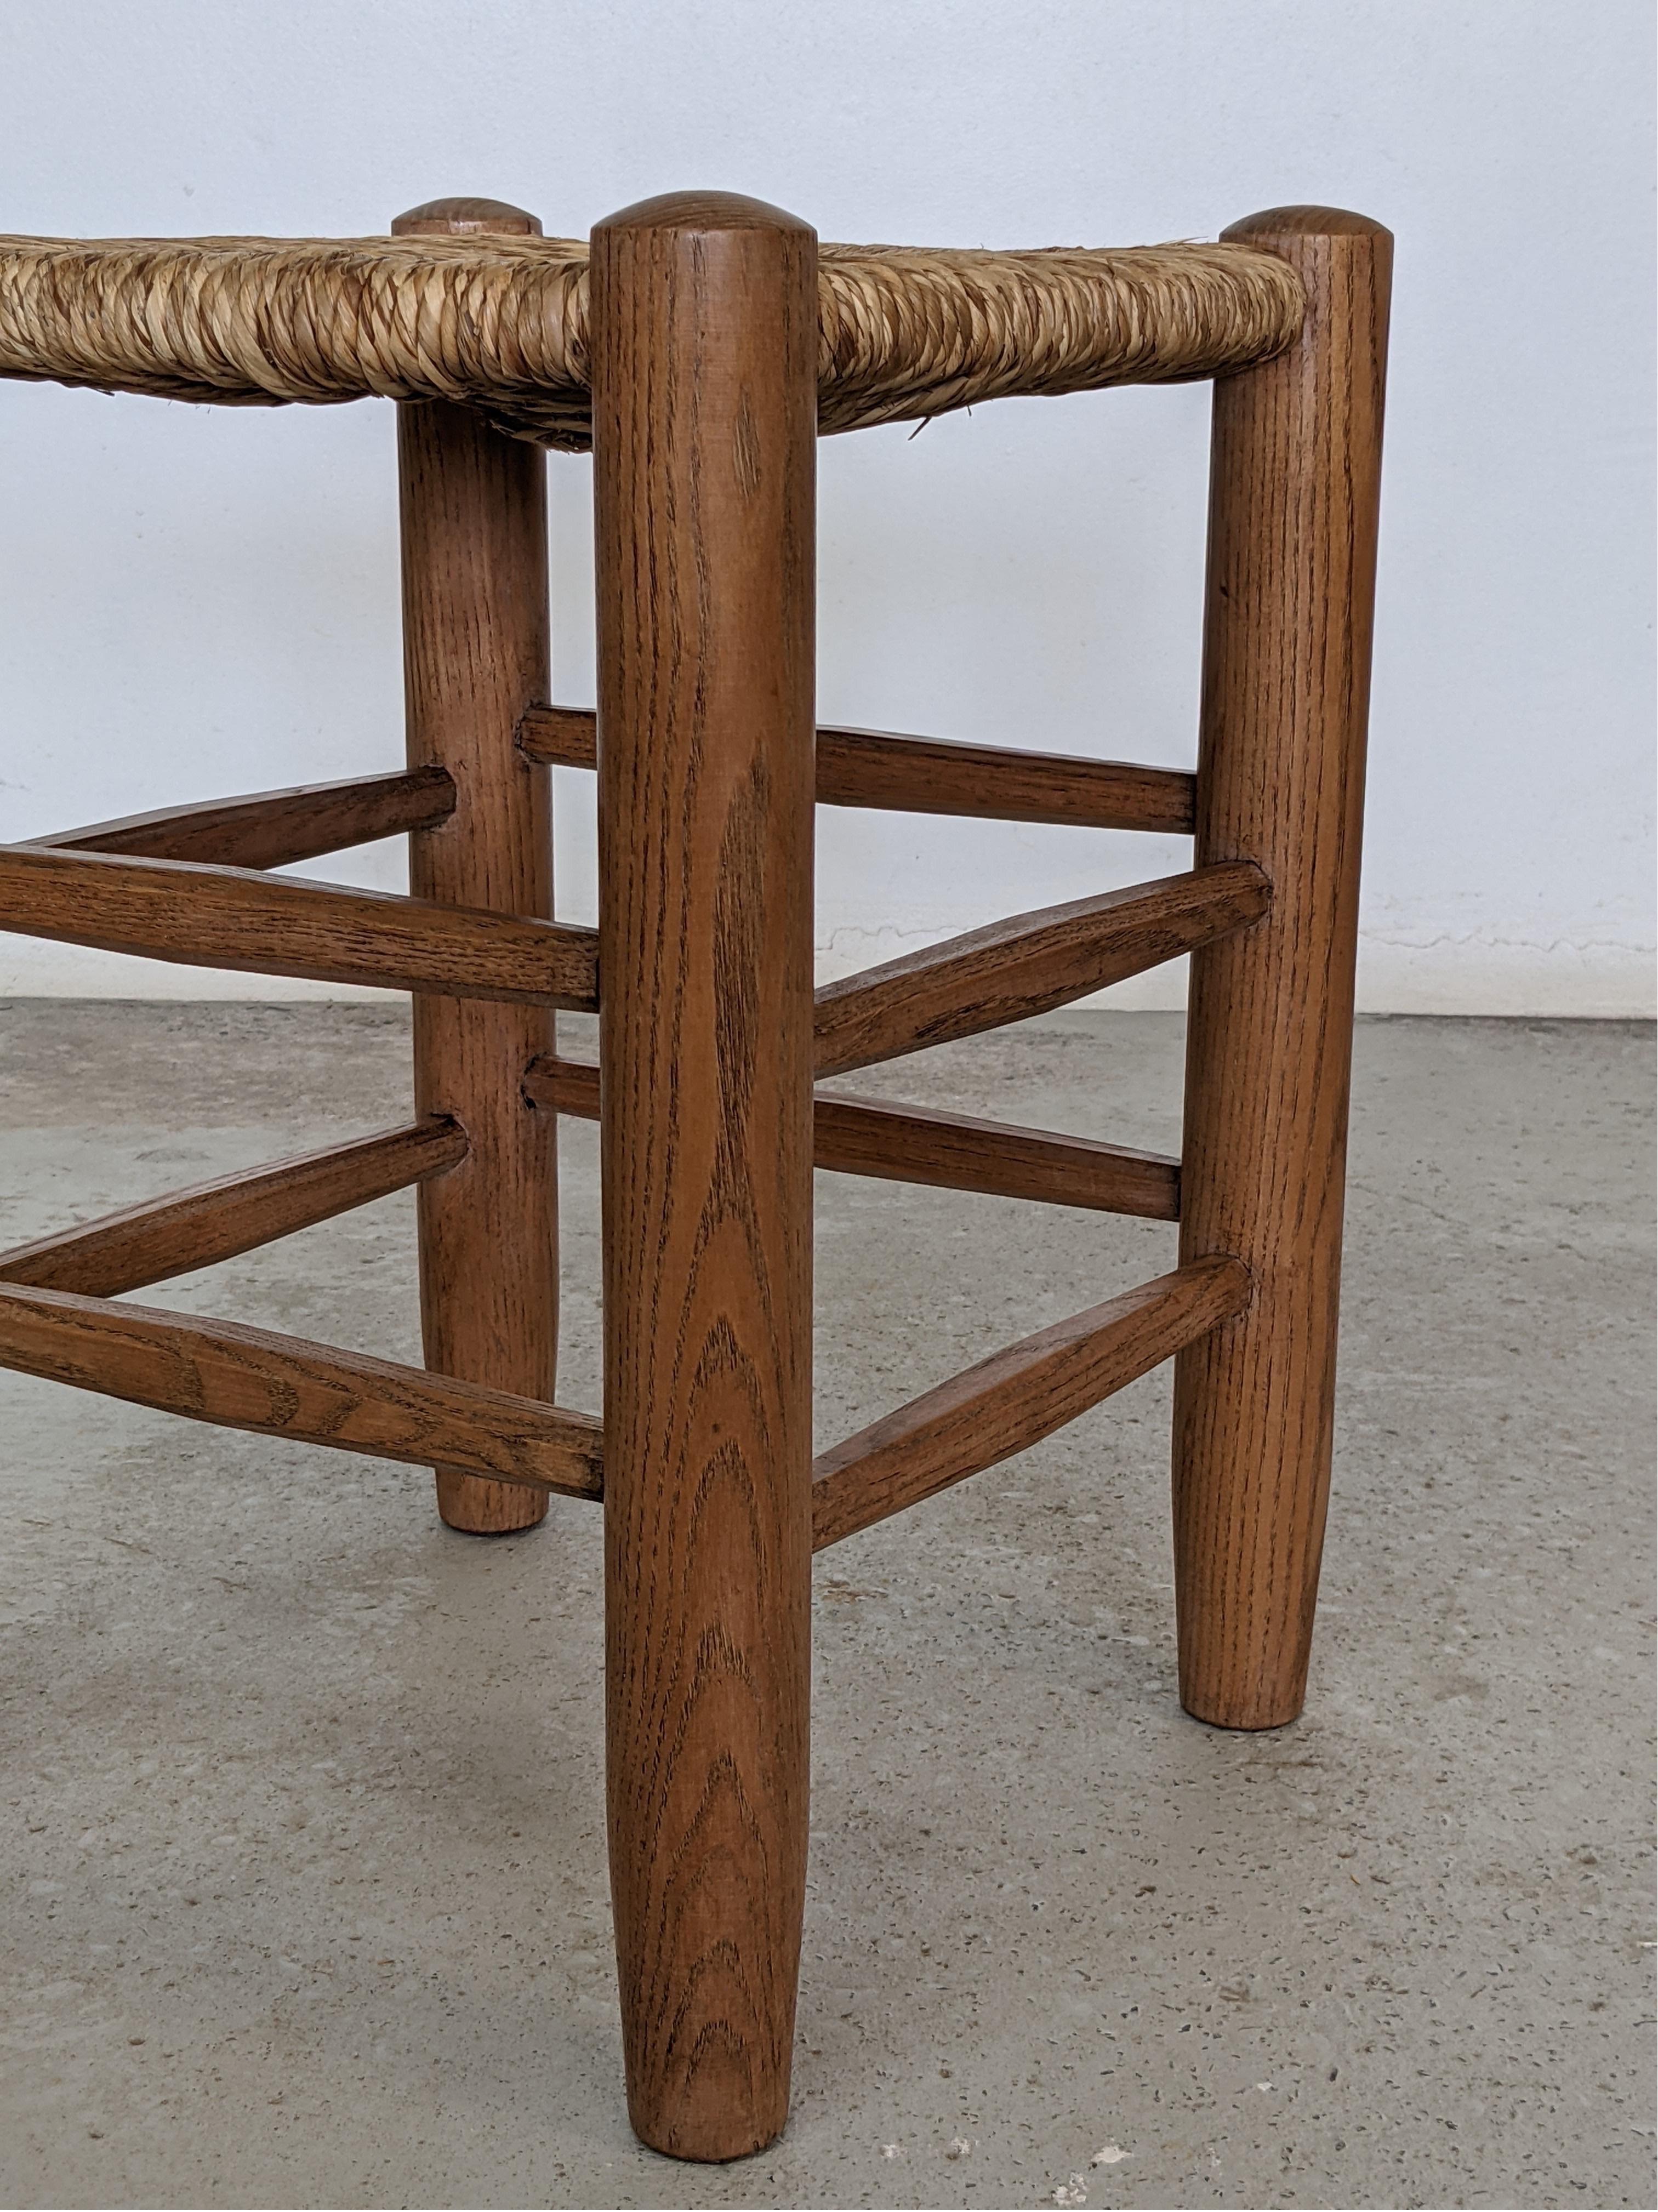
[0,1005,1652,2211]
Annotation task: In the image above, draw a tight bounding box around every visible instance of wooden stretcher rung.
[525,1054,1180,1222]
[810,1255,1251,1549]
[0,1119,467,1298]
[516,704,1195,835]
[0,842,599,1008]
[812,862,1269,1078]
[0,1280,604,1498]
[39,766,457,869]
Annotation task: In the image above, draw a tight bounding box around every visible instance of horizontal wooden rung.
[39,766,457,869]
[525,1054,1179,1221]
[0,1282,604,1498]
[812,862,1269,1078]
[0,843,598,1009]
[0,1118,466,1298]
[516,704,1194,835]
[811,1255,1251,1549]
[812,1090,1178,1219]
[517,705,597,767]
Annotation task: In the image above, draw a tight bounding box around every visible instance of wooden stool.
[0,194,1390,2160]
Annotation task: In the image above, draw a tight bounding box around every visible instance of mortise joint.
[426,1110,471,1164]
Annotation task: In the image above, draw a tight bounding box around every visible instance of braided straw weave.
[0,232,1304,447]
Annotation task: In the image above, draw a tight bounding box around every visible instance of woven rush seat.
[0,226,1304,443]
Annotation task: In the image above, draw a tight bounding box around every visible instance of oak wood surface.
[525,1053,1179,1221]
[0,1281,602,1496]
[395,194,562,1534]
[0,841,595,1006]
[809,1088,1178,1218]
[0,1119,465,1297]
[39,767,455,869]
[812,860,1268,1078]
[1172,208,1392,1730]
[816,725,1193,831]
[811,1256,1250,1549]
[514,704,596,766]
[391,196,543,238]
[517,703,1195,835]
[594,190,816,2162]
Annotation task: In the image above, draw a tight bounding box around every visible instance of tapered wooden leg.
[1172,208,1393,1730]
[394,197,557,1535]
[592,192,817,2160]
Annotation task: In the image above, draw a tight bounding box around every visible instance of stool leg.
[1172,208,1392,1730]
[592,192,816,2159]
[394,198,556,1536]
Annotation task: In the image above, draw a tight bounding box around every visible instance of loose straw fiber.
[0,232,1304,447]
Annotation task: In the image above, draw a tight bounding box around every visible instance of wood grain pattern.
[515,704,596,766]
[1172,208,1392,1731]
[0,1119,465,1297]
[391,198,562,1534]
[808,1089,1177,1217]
[526,1052,1178,1221]
[813,726,1192,830]
[812,860,1268,1078]
[518,704,1195,835]
[392,196,544,238]
[811,1256,1250,1550]
[594,190,816,2161]
[0,1280,601,1495]
[39,767,455,868]
[394,194,562,1535]
[0,841,595,1005]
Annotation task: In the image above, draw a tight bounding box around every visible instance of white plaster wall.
[1,0,1651,1013]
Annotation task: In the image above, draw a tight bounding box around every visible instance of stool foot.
[434,1479,544,1534]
